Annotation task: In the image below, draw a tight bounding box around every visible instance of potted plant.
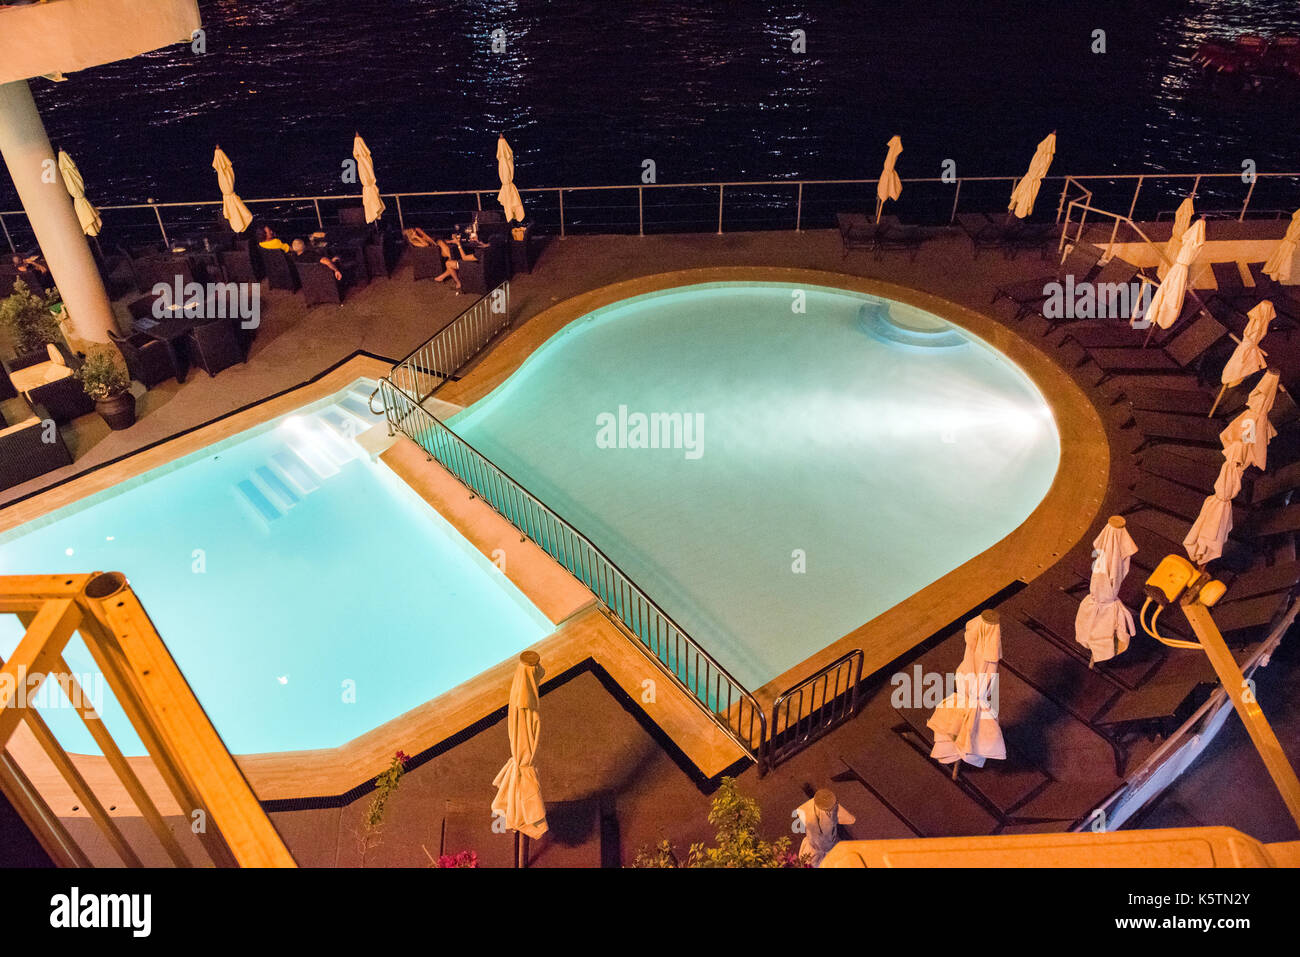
[0,279,62,361]
[76,347,135,430]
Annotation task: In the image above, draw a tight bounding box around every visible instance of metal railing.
[377,377,768,765]
[765,650,865,772]
[388,281,511,403]
[4,170,1299,251]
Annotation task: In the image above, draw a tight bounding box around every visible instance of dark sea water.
[5,0,1300,231]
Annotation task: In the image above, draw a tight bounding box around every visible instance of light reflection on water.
[2,0,1299,211]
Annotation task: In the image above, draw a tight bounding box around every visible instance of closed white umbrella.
[1135,217,1205,330]
[1220,369,1280,471]
[1184,449,1245,566]
[57,149,101,237]
[491,652,547,864]
[795,789,856,867]
[1008,132,1056,219]
[1166,194,1195,261]
[1210,301,1275,416]
[352,134,386,224]
[212,147,253,233]
[496,135,525,224]
[927,610,1006,774]
[875,134,903,224]
[1264,208,1300,283]
[1074,516,1139,665]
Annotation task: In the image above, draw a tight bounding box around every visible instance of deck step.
[272,450,322,493]
[236,479,281,523]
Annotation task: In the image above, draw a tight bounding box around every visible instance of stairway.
[234,386,386,525]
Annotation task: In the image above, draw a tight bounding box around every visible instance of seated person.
[403,228,481,292]
[290,238,343,281]
[257,225,292,253]
[12,253,50,289]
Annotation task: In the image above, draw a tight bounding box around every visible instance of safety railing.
[0,572,296,867]
[764,650,865,772]
[4,170,1298,251]
[377,378,768,766]
[387,280,511,403]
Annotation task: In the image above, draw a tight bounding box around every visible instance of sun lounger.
[1080,312,1229,384]
[836,213,884,258]
[992,243,1102,317]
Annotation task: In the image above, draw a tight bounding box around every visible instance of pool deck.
[4,222,1300,865]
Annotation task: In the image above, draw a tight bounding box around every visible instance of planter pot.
[94,392,136,430]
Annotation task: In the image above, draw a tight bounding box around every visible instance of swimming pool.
[449,282,1061,689]
[0,380,553,755]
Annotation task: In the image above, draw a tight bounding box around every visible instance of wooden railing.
[0,572,295,867]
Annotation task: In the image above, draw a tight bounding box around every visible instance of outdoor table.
[141,315,205,383]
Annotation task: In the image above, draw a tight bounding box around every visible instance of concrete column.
[0,79,117,343]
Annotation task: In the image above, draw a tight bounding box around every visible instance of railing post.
[0,212,13,253]
[1240,176,1257,222]
[1055,177,1071,225]
[1127,175,1144,221]
[394,194,405,230]
[638,185,644,236]
[150,200,169,248]
[717,184,724,235]
[558,188,565,238]
[949,179,962,224]
[795,182,803,232]
[313,198,323,230]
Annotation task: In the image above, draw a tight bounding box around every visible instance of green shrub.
[76,347,130,400]
[0,279,62,356]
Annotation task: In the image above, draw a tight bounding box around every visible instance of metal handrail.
[766,650,865,772]
[3,169,1297,249]
[377,378,768,765]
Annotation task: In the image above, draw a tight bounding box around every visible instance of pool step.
[236,401,374,526]
[235,478,282,523]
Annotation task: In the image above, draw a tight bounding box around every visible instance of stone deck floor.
[4,223,1299,866]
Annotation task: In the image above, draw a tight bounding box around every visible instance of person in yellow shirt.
[257,225,292,253]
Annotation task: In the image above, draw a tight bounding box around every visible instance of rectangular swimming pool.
[0,379,553,755]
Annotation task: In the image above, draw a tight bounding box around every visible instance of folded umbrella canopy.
[1074,516,1139,664]
[1135,217,1205,330]
[491,653,548,848]
[1210,300,1274,416]
[927,611,1006,769]
[212,147,253,233]
[1008,132,1056,219]
[1219,369,1280,471]
[795,790,856,867]
[1264,208,1300,283]
[1166,194,1195,261]
[352,134,386,224]
[1184,447,1245,566]
[57,149,101,237]
[496,135,525,224]
[875,135,903,223]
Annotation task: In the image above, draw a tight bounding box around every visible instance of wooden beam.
[0,599,81,748]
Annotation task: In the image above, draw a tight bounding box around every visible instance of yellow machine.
[1139,554,1300,829]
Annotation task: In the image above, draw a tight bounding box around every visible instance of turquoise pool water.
[0,380,552,755]
[450,283,1061,688]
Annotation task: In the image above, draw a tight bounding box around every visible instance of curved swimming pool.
[450,282,1061,689]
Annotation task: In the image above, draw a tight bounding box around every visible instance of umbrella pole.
[951,762,960,781]
[874,199,883,224]
[513,830,520,868]
[1208,383,1228,418]
[522,834,531,869]
[1142,322,1158,348]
